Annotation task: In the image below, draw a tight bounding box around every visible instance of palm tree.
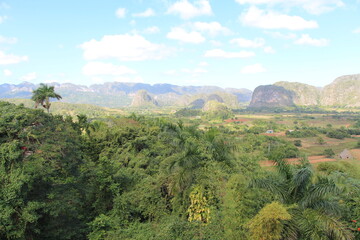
[31,84,62,113]
[252,156,354,239]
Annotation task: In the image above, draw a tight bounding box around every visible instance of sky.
[0,0,359,90]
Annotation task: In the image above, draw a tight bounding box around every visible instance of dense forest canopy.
[1,101,360,239]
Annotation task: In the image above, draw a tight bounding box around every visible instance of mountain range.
[250,74,360,108]
[1,74,360,109]
[0,81,252,108]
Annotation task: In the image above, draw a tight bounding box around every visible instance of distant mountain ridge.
[0,81,252,108]
[249,74,360,108]
[3,74,360,109]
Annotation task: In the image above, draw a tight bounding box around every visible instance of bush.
[323,148,335,158]
[294,140,302,147]
[326,129,350,139]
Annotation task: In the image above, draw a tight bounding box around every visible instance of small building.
[266,130,274,134]
[339,149,353,159]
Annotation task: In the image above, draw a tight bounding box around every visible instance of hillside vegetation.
[250,74,360,108]
[1,101,360,239]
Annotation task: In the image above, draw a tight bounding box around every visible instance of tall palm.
[252,156,354,239]
[31,83,62,113]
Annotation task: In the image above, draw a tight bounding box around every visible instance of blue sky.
[0,0,359,90]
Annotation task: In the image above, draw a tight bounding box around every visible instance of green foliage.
[0,101,357,239]
[323,148,335,158]
[31,83,62,113]
[248,202,291,240]
[286,129,318,138]
[326,129,350,139]
[202,100,233,120]
[294,139,302,147]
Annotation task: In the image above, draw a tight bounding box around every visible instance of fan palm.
[31,83,62,113]
[252,156,354,239]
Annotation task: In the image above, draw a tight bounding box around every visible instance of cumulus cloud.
[167,27,205,43]
[209,40,222,46]
[353,28,360,34]
[193,22,231,36]
[3,69,12,76]
[0,51,28,65]
[115,8,126,18]
[241,63,266,74]
[144,26,160,34]
[294,34,329,46]
[20,72,37,81]
[80,34,170,61]
[264,46,275,53]
[241,6,318,30]
[82,62,137,76]
[204,49,255,58]
[0,35,17,44]
[265,31,297,39]
[167,0,212,19]
[235,0,344,14]
[230,38,265,48]
[133,8,155,17]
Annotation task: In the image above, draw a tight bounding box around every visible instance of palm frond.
[300,176,340,209]
[250,176,288,202]
[289,165,313,201]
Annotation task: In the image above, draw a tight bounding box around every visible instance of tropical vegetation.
[1,101,360,239]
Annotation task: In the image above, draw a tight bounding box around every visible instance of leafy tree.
[248,202,291,240]
[324,148,335,158]
[31,83,62,113]
[251,156,354,239]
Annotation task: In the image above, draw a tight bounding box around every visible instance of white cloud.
[353,28,360,34]
[115,8,126,18]
[204,49,255,58]
[264,46,275,53]
[80,34,171,61]
[235,0,344,14]
[0,51,28,65]
[164,70,177,75]
[20,72,37,81]
[167,27,205,43]
[209,40,222,46]
[265,31,297,39]
[182,68,207,74]
[241,63,266,74]
[199,61,208,66]
[3,69,12,76]
[0,36,17,44]
[294,34,329,46]
[241,6,318,30]
[133,8,155,17]
[193,22,231,36]
[144,26,160,34]
[167,0,212,19]
[230,37,265,48]
[0,15,7,24]
[82,62,137,76]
